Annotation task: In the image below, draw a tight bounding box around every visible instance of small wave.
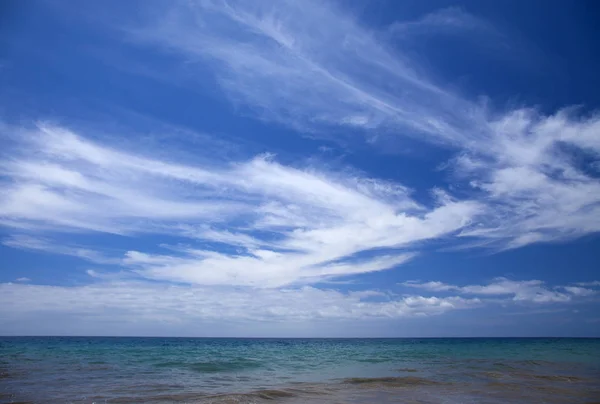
[254,389,297,399]
[189,359,262,373]
[343,376,442,387]
[512,359,557,367]
[480,371,505,379]
[199,387,332,403]
[124,389,299,403]
[356,358,391,363]
[0,369,28,379]
[486,380,594,397]
[154,359,263,373]
[529,374,584,382]
[0,392,34,404]
[492,362,519,370]
[154,360,185,368]
[108,392,207,403]
[480,370,585,383]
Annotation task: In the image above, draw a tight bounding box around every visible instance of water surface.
[1,337,599,403]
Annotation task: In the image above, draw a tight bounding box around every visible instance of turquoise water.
[1,337,599,403]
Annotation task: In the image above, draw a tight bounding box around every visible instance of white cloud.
[3,234,118,264]
[562,286,597,297]
[15,277,31,282]
[0,281,481,323]
[456,109,600,247]
[575,281,600,287]
[3,0,600,293]
[0,277,593,333]
[389,7,498,37]
[401,281,455,292]
[402,277,600,303]
[123,0,600,249]
[129,0,483,143]
[1,1,598,334]
[0,124,481,287]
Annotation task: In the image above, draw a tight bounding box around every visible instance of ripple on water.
[343,376,443,387]
[153,359,263,373]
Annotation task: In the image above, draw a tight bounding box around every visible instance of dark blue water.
[1,337,599,403]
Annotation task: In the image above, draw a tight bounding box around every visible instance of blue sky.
[1,0,600,337]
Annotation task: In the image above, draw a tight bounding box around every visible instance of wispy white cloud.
[129,0,483,143]
[14,277,31,283]
[123,0,600,249]
[562,286,597,297]
[456,109,600,247]
[3,235,118,264]
[1,1,600,335]
[3,0,600,295]
[389,7,499,37]
[402,278,600,303]
[502,308,570,316]
[576,281,600,287]
[0,124,480,287]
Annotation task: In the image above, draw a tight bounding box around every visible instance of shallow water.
[1,337,599,403]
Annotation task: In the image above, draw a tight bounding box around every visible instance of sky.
[1,0,600,337]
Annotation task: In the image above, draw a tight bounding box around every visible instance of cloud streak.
[0,123,480,287]
[3,234,118,264]
[389,7,500,38]
[125,0,600,249]
[130,0,484,143]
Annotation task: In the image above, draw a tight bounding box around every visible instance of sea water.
[1,337,599,403]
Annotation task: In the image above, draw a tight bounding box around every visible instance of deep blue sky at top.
[0,0,599,336]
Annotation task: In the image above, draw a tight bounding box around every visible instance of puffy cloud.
[456,109,600,247]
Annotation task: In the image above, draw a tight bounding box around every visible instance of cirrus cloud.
[0,123,480,287]
[124,0,600,250]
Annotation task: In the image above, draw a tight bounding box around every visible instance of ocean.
[1,337,599,403]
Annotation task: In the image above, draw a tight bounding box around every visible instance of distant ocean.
[1,337,599,403]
